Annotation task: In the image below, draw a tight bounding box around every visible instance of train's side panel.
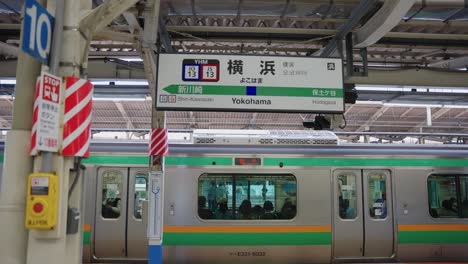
[394,167,468,262]
[162,159,332,264]
[83,164,98,263]
[77,152,468,263]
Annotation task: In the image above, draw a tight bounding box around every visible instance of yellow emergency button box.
[25,173,59,230]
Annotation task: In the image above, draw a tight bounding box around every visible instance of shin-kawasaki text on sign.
[62,77,93,157]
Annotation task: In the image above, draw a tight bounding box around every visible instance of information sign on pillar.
[149,128,168,171]
[35,72,61,152]
[62,77,93,157]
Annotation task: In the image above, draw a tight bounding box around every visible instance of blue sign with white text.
[22,0,54,65]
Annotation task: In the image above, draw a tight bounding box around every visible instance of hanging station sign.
[156,54,344,113]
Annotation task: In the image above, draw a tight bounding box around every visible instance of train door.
[332,169,394,259]
[94,167,148,260]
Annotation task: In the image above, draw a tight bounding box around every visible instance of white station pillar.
[25,1,89,264]
[141,0,165,263]
[0,1,43,263]
[0,0,141,264]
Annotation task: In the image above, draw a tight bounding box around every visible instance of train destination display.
[156,54,344,113]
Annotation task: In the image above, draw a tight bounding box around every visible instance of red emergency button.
[33,202,44,214]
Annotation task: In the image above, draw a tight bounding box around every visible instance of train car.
[62,131,468,263]
[81,130,468,263]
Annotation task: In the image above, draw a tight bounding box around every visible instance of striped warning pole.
[29,77,41,156]
[62,77,93,157]
[149,128,169,157]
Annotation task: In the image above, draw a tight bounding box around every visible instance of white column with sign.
[36,72,61,152]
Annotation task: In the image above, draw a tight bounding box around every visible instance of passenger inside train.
[101,189,121,218]
[198,196,214,219]
[198,174,297,220]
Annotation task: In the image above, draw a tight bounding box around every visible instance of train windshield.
[198,174,297,220]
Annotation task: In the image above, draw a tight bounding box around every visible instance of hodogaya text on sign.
[156,54,344,113]
[36,72,61,152]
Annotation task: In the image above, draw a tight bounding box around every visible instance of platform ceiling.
[0,0,466,138]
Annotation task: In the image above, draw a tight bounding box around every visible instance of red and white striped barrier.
[62,77,93,157]
[150,128,168,156]
[29,77,41,156]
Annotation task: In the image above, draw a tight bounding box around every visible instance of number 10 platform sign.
[22,0,54,65]
[156,54,344,113]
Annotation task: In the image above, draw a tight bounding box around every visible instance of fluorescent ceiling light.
[92,97,148,102]
[0,79,16,85]
[117,57,143,62]
[383,103,443,108]
[91,80,148,86]
[356,101,468,109]
[355,85,468,93]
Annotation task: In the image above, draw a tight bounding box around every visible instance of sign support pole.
[40,0,64,173]
[141,1,164,263]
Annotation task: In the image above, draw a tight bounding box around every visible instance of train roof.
[1,129,468,157]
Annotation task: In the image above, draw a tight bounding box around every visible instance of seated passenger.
[239,200,252,219]
[252,205,265,219]
[261,200,277,219]
[280,199,296,219]
[198,196,214,219]
[438,199,458,217]
[215,198,231,219]
[449,197,458,212]
[102,197,121,218]
[463,200,468,218]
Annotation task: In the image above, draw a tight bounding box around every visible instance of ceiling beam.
[0,41,18,58]
[428,56,468,70]
[319,0,380,57]
[0,61,465,88]
[432,108,451,120]
[159,17,175,52]
[344,104,356,115]
[454,109,468,119]
[80,0,140,34]
[399,107,414,118]
[413,107,451,129]
[354,0,416,48]
[122,11,142,34]
[114,101,136,138]
[355,106,391,132]
[166,25,468,45]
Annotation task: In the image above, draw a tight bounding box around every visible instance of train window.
[101,171,123,219]
[198,174,296,220]
[134,175,148,219]
[428,175,462,218]
[368,173,387,219]
[338,174,357,219]
[461,176,468,218]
